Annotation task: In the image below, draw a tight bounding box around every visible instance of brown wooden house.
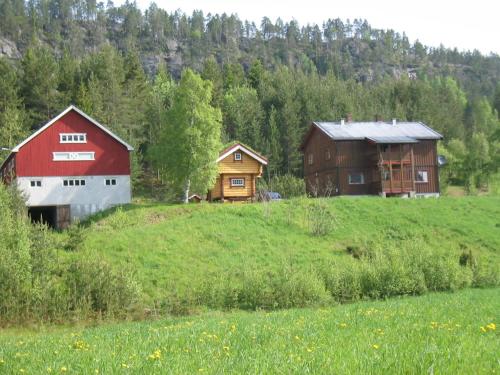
[208,142,268,202]
[300,120,443,197]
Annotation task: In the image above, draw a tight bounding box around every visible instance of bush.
[257,174,305,199]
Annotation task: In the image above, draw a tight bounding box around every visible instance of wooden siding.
[210,174,255,199]
[302,124,440,196]
[15,110,130,177]
[218,152,262,175]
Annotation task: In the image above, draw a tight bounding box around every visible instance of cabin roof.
[217,142,268,165]
[313,121,443,141]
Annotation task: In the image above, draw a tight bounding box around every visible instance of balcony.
[381,180,414,193]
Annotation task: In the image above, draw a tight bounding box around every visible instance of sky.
[114,0,500,55]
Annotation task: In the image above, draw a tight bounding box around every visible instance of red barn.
[0,105,133,228]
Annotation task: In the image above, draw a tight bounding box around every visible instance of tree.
[20,44,60,125]
[265,105,282,175]
[223,85,264,147]
[148,69,222,203]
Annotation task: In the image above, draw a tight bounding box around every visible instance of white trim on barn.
[217,144,268,165]
[11,105,134,152]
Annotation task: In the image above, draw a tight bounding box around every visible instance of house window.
[308,153,314,165]
[416,171,428,183]
[53,152,95,161]
[325,149,331,160]
[105,178,117,186]
[234,152,242,161]
[60,133,87,143]
[230,178,245,187]
[30,180,42,187]
[348,172,365,185]
[63,179,86,187]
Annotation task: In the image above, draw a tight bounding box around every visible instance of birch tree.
[149,69,222,203]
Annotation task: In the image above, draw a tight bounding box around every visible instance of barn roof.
[217,142,268,165]
[11,105,134,153]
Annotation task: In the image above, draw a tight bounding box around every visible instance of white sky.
[117,0,500,55]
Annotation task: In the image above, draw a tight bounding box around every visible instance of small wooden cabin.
[300,120,443,197]
[208,142,268,202]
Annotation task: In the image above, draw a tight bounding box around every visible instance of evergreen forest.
[1,0,499,194]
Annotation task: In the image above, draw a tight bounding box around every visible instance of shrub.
[306,199,336,236]
[257,174,305,199]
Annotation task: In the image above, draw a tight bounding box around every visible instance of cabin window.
[308,153,314,165]
[348,173,365,185]
[53,152,95,161]
[60,133,87,143]
[325,149,331,160]
[416,171,428,183]
[63,179,85,187]
[30,180,42,187]
[105,178,117,186]
[234,152,242,161]
[230,178,245,187]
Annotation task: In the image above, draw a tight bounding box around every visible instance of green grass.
[62,196,500,304]
[0,288,498,374]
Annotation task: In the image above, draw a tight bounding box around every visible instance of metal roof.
[314,121,443,141]
[366,136,419,144]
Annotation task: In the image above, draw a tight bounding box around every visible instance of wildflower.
[306,348,313,353]
[480,326,487,333]
[230,324,236,332]
[0,359,4,365]
[223,346,230,351]
[60,367,67,373]
[294,336,300,341]
[486,323,496,331]
[47,368,52,373]
[198,369,204,372]
[148,349,161,361]
[372,344,380,349]
[121,364,130,369]
[339,323,347,328]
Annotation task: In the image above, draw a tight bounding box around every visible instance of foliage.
[257,173,306,198]
[0,184,139,324]
[148,69,222,202]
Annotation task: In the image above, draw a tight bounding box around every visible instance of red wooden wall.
[14,110,130,177]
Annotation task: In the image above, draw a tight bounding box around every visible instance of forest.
[0,0,499,195]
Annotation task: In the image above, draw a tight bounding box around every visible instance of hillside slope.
[62,197,500,306]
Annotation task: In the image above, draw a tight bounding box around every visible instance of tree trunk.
[183,178,191,204]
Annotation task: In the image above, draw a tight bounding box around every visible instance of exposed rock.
[0,37,21,59]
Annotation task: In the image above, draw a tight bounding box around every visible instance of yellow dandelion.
[223,346,230,351]
[486,323,496,331]
[340,323,347,328]
[480,326,487,333]
[95,370,99,374]
[198,369,204,372]
[121,364,130,369]
[230,324,236,332]
[372,344,380,349]
[306,348,313,353]
[0,359,4,365]
[47,368,52,373]
[60,367,67,373]
[294,335,300,340]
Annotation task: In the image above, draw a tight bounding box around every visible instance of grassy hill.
[0,288,498,373]
[56,196,500,311]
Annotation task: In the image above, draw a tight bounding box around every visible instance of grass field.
[0,288,498,374]
[59,196,500,306]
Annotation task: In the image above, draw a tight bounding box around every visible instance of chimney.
[346,113,353,123]
[392,118,397,126]
[340,118,345,126]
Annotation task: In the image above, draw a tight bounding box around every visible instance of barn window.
[416,171,428,183]
[348,173,365,185]
[308,153,314,165]
[60,133,87,143]
[105,178,117,186]
[234,152,242,161]
[30,180,42,187]
[63,178,85,187]
[53,152,95,161]
[230,178,245,187]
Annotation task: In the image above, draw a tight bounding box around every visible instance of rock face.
[0,37,21,59]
